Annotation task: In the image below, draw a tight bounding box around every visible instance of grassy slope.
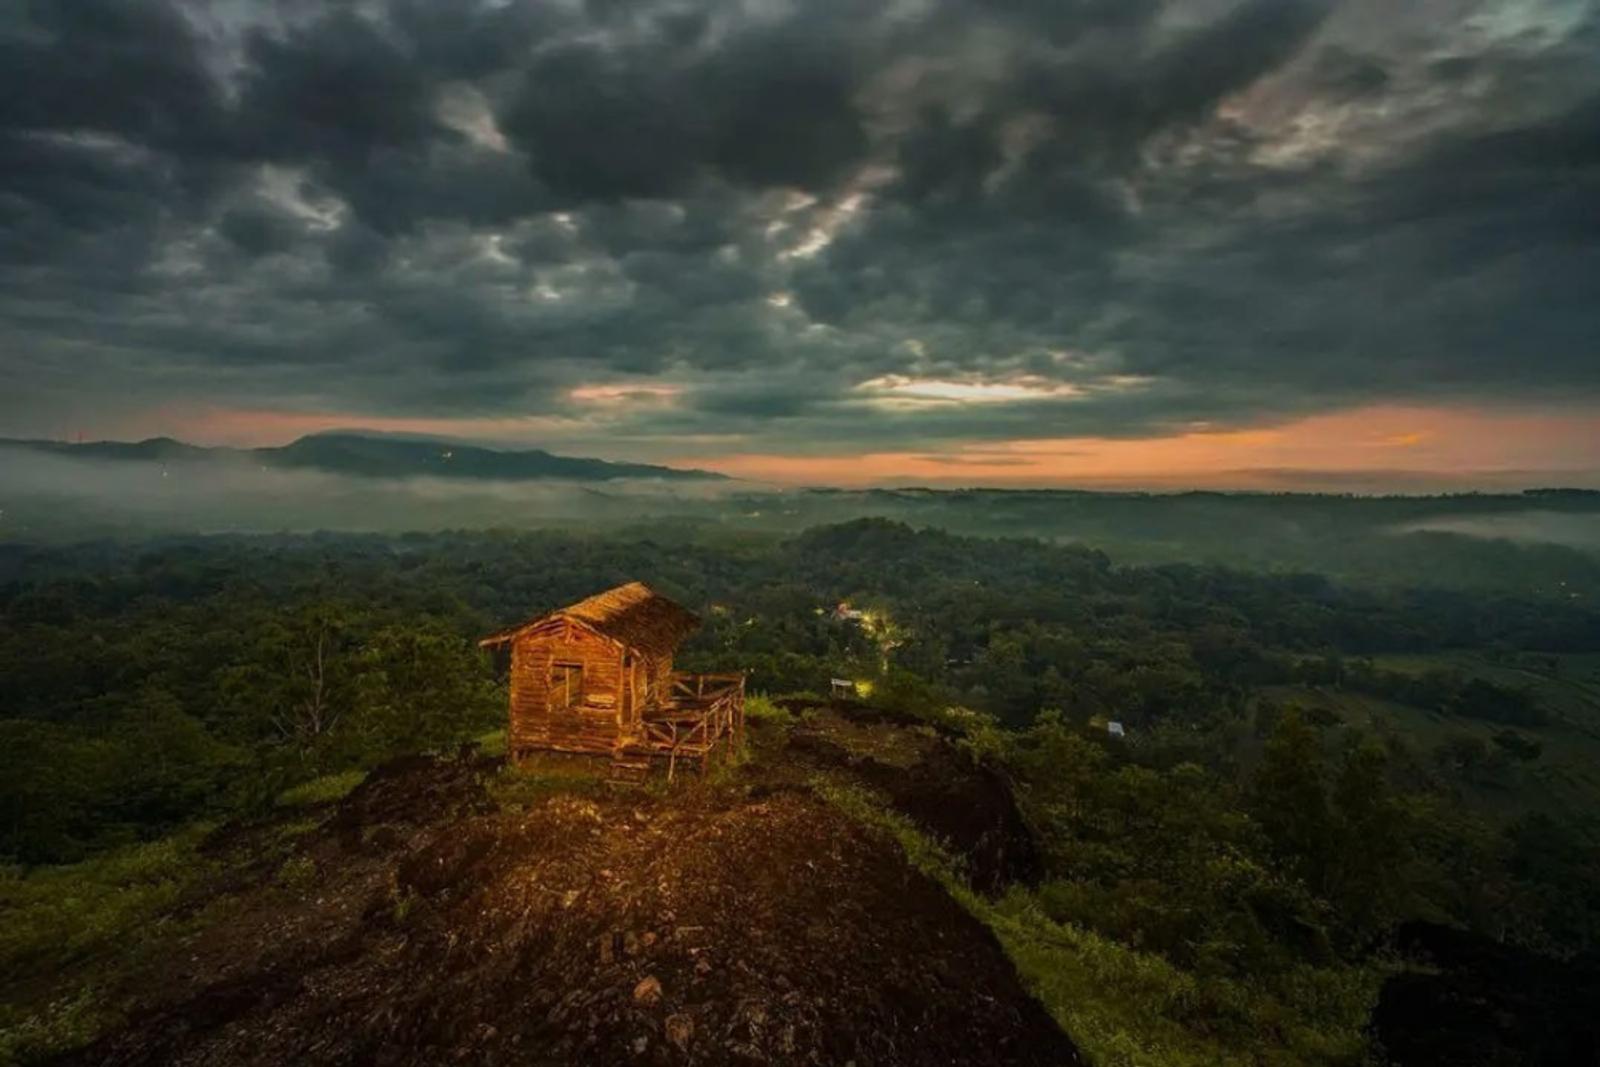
[0,770,376,1065]
[813,778,1378,1067]
[1265,652,1600,822]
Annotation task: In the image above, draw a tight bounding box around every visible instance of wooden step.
[607,759,651,786]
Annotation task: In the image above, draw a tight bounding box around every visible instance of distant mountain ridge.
[0,432,726,482]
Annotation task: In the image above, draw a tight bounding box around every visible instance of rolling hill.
[0,433,727,483]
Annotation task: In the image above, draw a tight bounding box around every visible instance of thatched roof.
[480,581,700,657]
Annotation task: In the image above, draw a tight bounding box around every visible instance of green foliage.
[0,697,240,864]
[1253,710,1336,891]
[1502,813,1600,951]
[0,986,116,1067]
[1010,713,1333,976]
[1,589,502,862]
[0,827,209,977]
[865,667,949,716]
[993,895,1381,1067]
[1325,740,1409,941]
[1298,657,1550,727]
[348,623,502,760]
[1246,714,1414,946]
[742,692,792,727]
[489,757,606,810]
[274,769,367,808]
[389,883,419,925]
[472,727,508,758]
[274,854,318,892]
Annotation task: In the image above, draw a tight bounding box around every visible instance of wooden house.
[480,582,745,780]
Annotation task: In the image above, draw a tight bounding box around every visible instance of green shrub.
[274,855,317,891]
[743,693,792,727]
[274,769,366,809]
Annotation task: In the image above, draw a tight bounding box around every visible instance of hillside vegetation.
[3,522,1598,1064]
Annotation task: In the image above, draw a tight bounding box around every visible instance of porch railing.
[633,671,746,779]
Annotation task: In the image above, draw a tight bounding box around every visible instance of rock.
[632,976,663,1006]
[665,1013,693,1051]
[694,956,713,976]
[631,1036,649,1055]
[365,826,402,851]
[623,930,641,956]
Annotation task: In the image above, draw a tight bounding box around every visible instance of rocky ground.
[49,707,1080,1066]
[777,702,1039,893]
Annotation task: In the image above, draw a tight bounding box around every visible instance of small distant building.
[832,602,866,622]
[1107,721,1126,739]
[830,678,858,700]
[481,582,745,779]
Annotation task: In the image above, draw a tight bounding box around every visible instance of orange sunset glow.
[128,400,1600,491]
[685,406,1600,488]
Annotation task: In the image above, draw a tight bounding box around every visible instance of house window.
[550,661,584,709]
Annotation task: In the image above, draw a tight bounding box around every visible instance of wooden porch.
[612,672,746,783]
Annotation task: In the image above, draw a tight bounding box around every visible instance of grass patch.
[274,855,318,892]
[1266,663,1600,824]
[274,769,367,809]
[1367,651,1600,734]
[744,693,794,728]
[0,826,212,976]
[489,753,608,810]
[0,986,116,1067]
[0,826,216,1064]
[272,817,322,841]
[472,727,508,758]
[813,776,1381,1067]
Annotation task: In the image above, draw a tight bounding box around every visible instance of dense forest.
[3,521,1599,1063]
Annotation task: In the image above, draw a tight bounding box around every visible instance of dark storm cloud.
[0,0,229,155]
[0,0,1596,454]
[236,12,442,163]
[498,0,877,200]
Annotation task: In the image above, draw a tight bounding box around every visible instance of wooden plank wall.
[621,654,642,732]
[641,653,673,708]
[509,619,626,756]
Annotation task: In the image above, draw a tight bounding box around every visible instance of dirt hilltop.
[54,706,1081,1066]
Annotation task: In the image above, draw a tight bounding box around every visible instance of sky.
[1,0,1597,489]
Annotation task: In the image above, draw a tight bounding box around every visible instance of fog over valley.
[3,2,1598,1065]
